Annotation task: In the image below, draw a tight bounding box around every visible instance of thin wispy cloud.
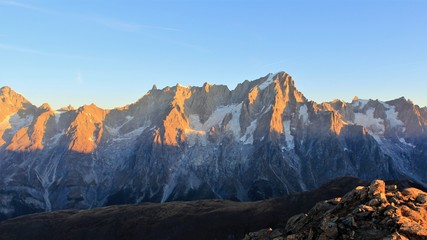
[0,0,53,14]
[144,25,180,32]
[0,43,108,61]
[171,40,210,53]
[0,43,46,55]
[1,1,202,55]
[92,17,206,51]
[142,32,210,53]
[93,18,142,32]
[1,1,180,33]
[93,17,180,32]
[0,0,40,10]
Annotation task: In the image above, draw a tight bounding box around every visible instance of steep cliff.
[0,72,426,220]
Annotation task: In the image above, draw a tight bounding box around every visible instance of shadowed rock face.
[244,179,427,240]
[0,177,368,240]
[0,71,426,220]
[0,177,425,240]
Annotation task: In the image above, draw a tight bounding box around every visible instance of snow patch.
[188,115,204,131]
[298,105,309,124]
[53,111,64,124]
[353,108,385,135]
[105,125,120,136]
[50,131,65,145]
[225,104,242,139]
[112,126,148,142]
[261,105,272,114]
[10,114,33,129]
[399,138,415,148]
[240,119,257,144]
[258,73,275,90]
[187,103,242,143]
[105,116,140,138]
[283,120,295,150]
[383,103,404,128]
[0,113,33,134]
[372,134,383,143]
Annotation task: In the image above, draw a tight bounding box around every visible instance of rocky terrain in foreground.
[244,180,427,240]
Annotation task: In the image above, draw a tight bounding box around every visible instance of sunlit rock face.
[0,72,426,220]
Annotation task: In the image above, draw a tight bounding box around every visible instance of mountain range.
[1,71,426,220]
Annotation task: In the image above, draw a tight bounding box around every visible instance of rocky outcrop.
[244,180,427,240]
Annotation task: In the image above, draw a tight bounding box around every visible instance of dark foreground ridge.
[244,180,427,240]
[0,177,425,240]
[0,177,366,240]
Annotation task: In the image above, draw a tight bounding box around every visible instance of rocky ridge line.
[244,180,427,240]
[1,71,427,220]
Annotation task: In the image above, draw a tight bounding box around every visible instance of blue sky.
[1,0,426,109]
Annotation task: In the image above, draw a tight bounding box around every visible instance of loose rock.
[243,180,427,240]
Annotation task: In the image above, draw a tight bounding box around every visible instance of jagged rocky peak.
[0,86,31,106]
[66,103,108,153]
[59,105,75,111]
[384,97,427,136]
[232,72,302,104]
[0,86,35,121]
[75,103,108,122]
[244,179,427,240]
[1,86,19,97]
[351,96,369,109]
[330,99,346,107]
[79,103,101,110]
[160,86,192,146]
[39,103,52,111]
[0,86,13,97]
[272,72,307,107]
[267,72,309,136]
[6,111,53,152]
[203,82,211,92]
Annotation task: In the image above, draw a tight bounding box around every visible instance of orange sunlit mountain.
[0,72,426,222]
